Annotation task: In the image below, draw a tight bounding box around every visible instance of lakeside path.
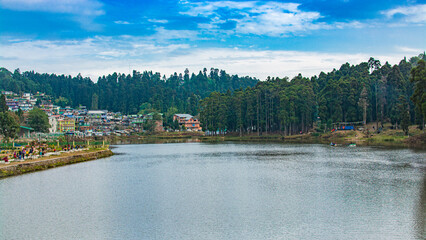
[0,148,114,179]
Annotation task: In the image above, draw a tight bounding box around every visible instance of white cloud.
[145,27,203,42]
[148,19,169,24]
[179,1,257,16]
[0,36,412,81]
[382,4,426,24]
[179,1,362,36]
[0,0,104,15]
[0,0,105,30]
[395,46,423,53]
[114,20,131,25]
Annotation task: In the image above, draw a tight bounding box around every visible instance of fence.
[0,140,109,151]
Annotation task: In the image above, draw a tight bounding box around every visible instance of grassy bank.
[199,126,426,149]
[109,132,204,144]
[0,148,114,179]
[104,126,425,149]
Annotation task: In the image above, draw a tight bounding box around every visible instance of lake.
[0,143,425,239]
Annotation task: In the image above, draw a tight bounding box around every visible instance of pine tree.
[0,94,8,112]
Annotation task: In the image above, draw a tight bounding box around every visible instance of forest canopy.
[1,53,425,135]
[199,53,426,135]
[0,67,258,115]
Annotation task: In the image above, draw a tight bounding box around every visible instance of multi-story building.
[1,91,16,96]
[6,99,19,111]
[18,100,33,111]
[173,114,202,131]
[58,118,76,133]
[48,116,58,133]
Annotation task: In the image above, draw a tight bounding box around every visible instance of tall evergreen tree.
[0,94,8,112]
[410,60,426,129]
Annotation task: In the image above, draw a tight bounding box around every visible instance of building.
[58,118,76,133]
[6,99,19,111]
[87,110,107,118]
[154,119,164,132]
[48,116,58,133]
[19,126,34,138]
[18,100,33,111]
[173,114,202,131]
[87,110,108,123]
[1,91,15,96]
[78,122,93,132]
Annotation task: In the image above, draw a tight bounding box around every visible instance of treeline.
[200,54,426,135]
[0,68,258,115]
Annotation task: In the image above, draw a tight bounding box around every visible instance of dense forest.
[0,67,258,115]
[200,54,426,135]
[1,54,425,135]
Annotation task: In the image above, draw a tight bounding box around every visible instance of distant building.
[48,116,58,133]
[87,110,107,119]
[1,91,15,96]
[58,118,75,132]
[6,99,19,111]
[154,119,164,132]
[18,100,33,111]
[78,122,93,132]
[22,93,32,99]
[173,114,202,131]
[19,126,34,138]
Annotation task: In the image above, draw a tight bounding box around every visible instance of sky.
[0,0,425,81]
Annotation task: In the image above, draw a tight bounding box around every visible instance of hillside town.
[1,90,202,139]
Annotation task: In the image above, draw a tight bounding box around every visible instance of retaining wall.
[0,149,114,178]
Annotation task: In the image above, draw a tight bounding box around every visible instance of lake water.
[0,143,425,240]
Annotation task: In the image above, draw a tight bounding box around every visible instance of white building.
[48,116,58,133]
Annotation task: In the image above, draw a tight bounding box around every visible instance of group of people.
[62,144,84,151]
[1,143,87,163]
[11,145,48,161]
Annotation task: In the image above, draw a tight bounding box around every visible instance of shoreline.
[0,148,114,179]
[107,130,426,149]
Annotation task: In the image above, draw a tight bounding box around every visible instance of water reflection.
[416,174,426,239]
[0,143,425,240]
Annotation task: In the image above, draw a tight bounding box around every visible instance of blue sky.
[0,0,425,80]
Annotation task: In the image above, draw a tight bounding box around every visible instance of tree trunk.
[363,101,367,127]
[376,82,379,132]
[257,93,260,136]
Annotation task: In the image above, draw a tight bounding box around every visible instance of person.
[3,155,8,163]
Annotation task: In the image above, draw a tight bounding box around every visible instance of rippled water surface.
[0,143,425,239]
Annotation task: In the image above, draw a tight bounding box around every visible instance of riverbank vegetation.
[200,54,426,137]
[0,67,258,114]
[0,54,425,149]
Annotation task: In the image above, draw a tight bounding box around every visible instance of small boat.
[348,143,356,147]
[330,142,337,147]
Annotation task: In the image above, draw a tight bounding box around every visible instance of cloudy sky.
[0,0,425,80]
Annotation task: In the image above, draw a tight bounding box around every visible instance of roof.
[20,126,34,131]
[174,114,194,120]
[131,120,144,124]
[87,110,107,114]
